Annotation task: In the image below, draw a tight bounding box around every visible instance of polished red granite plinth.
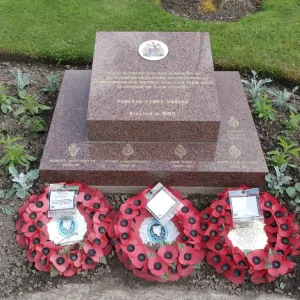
[87,32,220,142]
[39,71,268,191]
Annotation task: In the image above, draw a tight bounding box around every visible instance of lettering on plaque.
[122,144,134,157]
[228,117,239,128]
[68,144,80,157]
[175,144,187,159]
[138,40,168,61]
[229,145,242,158]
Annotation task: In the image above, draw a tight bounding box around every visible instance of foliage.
[267,136,300,167]
[14,90,52,116]
[0,135,36,171]
[43,73,60,92]
[9,68,30,94]
[265,164,292,197]
[4,167,39,200]
[286,183,300,213]
[241,70,272,100]
[20,115,47,132]
[282,111,300,131]
[200,0,217,12]
[268,86,298,112]
[251,95,275,120]
[0,83,19,113]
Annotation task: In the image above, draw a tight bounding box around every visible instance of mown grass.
[0,0,299,81]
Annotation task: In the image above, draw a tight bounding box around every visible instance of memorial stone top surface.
[87,32,220,142]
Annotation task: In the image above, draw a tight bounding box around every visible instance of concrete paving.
[3,281,292,300]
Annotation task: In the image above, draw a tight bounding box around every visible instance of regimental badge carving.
[138,40,168,61]
[229,145,242,158]
[68,143,80,157]
[175,144,187,159]
[228,117,239,128]
[122,144,134,157]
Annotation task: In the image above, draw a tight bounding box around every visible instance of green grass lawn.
[0,0,300,81]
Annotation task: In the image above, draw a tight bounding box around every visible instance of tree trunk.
[214,0,226,10]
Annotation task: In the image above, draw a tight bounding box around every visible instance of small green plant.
[265,164,292,197]
[241,70,272,100]
[14,90,52,116]
[0,135,36,171]
[268,86,298,112]
[267,136,300,167]
[286,182,300,213]
[0,83,19,113]
[252,95,275,120]
[10,68,30,95]
[43,73,60,92]
[282,111,300,131]
[20,115,47,132]
[4,167,39,200]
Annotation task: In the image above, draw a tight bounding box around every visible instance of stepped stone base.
[39,70,268,193]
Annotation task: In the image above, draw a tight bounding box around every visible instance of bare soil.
[161,0,261,22]
[0,61,299,298]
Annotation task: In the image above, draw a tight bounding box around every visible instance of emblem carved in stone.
[122,144,134,157]
[229,145,241,158]
[68,144,80,157]
[175,144,187,159]
[228,117,239,128]
[139,40,168,61]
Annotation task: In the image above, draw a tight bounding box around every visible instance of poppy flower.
[50,253,69,273]
[23,209,49,226]
[276,235,291,250]
[27,232,48,249]
[204,224,220,239]
[277,220,292,237]
[34,253,51,272]
[265,221,278,234]
[179,246,198,265]
[226,266,245,285]
[29,197,48,213]
[115,217,131,233]
[18,195,37,216]
[63,264,77,277]
[93,209,112,225]
[120,202,139,220]
[16,234,27,249]
[93,222,109,237]
[131,249,148,269]
[158,245,178,264]
[199,208,212,222]
[271,204,285,223]
[250,271,268,284]
[211,201,225,218]
[127,196,147,210]
[81,253,97,270]
[206,251,224,267]
[247,250,267,270]
[177,263,194,277]
[207,239,227,256]
[214,259,232,275]
[120,239,139,256]
[26,249,37,263]
[260,193,278,212]
[35,241,60,256]
[183,215,199,230]
[83,196,103,210]
[148,256,168,276]
[87,232,108,250]
[168,267,180,281]
[69,250,83,268]
[20,222,41,238]
[119,231,133,245]
[267,254,289,277]
[83,243,104,263]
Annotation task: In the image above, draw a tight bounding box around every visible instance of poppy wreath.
[112,186,206,282]
[201,186,300,285]
[15,182,115,277]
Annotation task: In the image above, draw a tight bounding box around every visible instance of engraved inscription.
[229,145,242,158]
[96,71,213,90]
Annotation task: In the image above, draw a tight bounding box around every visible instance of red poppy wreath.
[112,186,206,282]
[16,182,114,277]
[200,186,300,284]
